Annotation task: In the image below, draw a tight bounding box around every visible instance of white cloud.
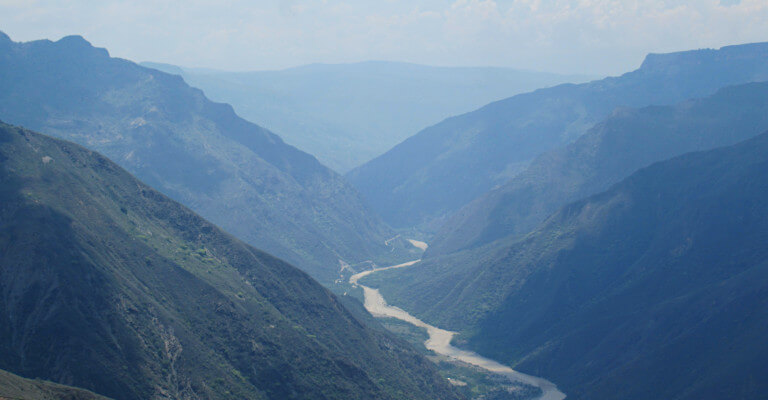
[0,0,766,74]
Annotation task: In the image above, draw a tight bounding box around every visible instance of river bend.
[349,258,566,400]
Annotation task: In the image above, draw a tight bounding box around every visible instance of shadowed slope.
[348,42,768,230]
[429,82,768,256]
[364,131,768,400]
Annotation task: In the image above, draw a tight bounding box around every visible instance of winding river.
[349,257,566,400]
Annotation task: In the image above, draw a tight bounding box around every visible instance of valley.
[364,131,768,400]
[348,249,565,400]
[141,62,592,173]
[1,8,768,399]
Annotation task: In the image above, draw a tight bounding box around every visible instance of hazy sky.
[1,0,767,75]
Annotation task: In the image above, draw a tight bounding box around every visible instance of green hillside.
[0,122,461,400]
[0,369,111,400]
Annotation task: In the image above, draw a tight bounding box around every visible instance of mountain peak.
[639,41,768,72]
[57,34,91,46]
[0,31,12,51]
[640,49,713,71]
[53,34,110,58]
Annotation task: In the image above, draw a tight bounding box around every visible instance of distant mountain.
[0,123,461,400]
[364,131,768,400]
[0,368,110,400]
[347,42,768,230]
[0,32,414,284]
[141,61,592,172]
[428,82,768,256]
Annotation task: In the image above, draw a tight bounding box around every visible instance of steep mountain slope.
[0,31,412,284]
[0,122,461,400]
[347,42,768,229]
[141,61,592,172]
[364,131,768,400]
[0,369,112,400]
[428,82,768,256]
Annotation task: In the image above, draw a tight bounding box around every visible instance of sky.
[1,0,767,75]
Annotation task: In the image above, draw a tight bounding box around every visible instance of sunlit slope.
[0,369,111,400]
[0,31,412,284]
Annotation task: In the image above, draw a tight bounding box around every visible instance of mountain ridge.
[428,81,768,256]
[142,60,593,172]
[347,41,768,230]
[0,121,461,400]
[0,32,413,283]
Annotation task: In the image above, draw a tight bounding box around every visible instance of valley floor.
[348,252,566,400]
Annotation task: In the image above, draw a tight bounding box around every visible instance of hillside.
[0,369,111,400]
[0,31,413,284]
[428,82,768,256]
[364,131,768,400]
[0,122,461,400]
[142,61,591,172]
[347,42,768,229]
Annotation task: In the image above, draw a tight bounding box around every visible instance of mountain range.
[363,71,768,340]
[0,122,460,400]
[4,27,768,400]
[0,31,413,284]
[141,61,591,172]
[347,42,768,230]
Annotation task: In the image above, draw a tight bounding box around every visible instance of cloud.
[0,0,766,74]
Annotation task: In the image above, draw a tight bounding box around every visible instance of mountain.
[347,42,768,230]
[0,122,461,400]
[428,82,768,256]
[141,61,592,172]
[0,369,111,400]
[0,32,413,284]
[363,131,768,400]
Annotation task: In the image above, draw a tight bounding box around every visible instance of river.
[349,257,566,400]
